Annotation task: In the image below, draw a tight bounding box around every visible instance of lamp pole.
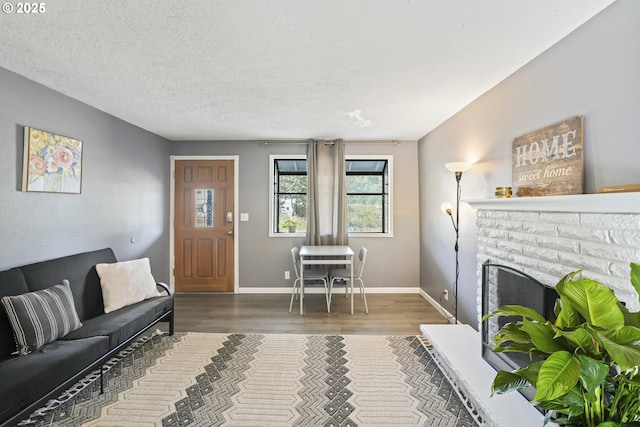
[453,170,462,324]
[443,162,471,324]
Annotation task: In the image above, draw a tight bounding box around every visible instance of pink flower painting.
[23,127,83,193]
[28,155,46,177]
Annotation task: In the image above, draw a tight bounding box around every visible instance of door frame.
[170,155,240,293]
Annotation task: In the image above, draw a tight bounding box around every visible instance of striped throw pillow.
[1,280,82,355]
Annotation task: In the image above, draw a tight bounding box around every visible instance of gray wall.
[418,0,640,326]
[0,62,421,292]
[0,68,172,281]
[171,140,421,289]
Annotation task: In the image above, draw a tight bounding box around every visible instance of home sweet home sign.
[512,115,584,197]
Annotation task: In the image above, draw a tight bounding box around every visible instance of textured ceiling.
[0,0,616,141]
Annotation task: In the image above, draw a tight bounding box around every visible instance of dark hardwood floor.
[169,292,449,336]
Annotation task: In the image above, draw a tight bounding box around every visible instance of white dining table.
[299,245,354,315]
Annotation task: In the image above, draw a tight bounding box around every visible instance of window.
[271,156,307,235]
[269,155,392,236]
[345,158,390,233]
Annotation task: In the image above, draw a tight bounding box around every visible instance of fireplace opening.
[481,262,559,402]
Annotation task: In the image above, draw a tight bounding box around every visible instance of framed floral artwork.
[22,126,83,194]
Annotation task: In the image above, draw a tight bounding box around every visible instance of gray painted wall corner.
[418,0,639,327]
[0,67,172,282]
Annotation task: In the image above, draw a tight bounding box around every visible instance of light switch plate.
[240,213,249,222]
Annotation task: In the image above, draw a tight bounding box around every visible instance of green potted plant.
[484,263,640,427]
[280,217,300,233]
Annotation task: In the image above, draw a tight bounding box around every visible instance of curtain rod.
[262,140,402,146]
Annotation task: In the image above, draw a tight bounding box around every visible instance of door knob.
[227,230,233,235]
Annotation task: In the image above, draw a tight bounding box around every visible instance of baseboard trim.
[419,289,456,324]
[238,287,421,294]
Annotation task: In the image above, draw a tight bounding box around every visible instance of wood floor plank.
[170,293,449,335]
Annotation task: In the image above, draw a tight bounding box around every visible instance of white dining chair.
[329,247,368,313]
[289,247,331,313]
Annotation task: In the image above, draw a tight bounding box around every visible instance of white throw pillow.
[96,258,161,313]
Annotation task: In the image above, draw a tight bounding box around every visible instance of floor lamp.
[441,161,471,324]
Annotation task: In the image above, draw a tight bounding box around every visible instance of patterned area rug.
[22,333,479,427]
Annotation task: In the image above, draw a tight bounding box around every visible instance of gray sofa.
[0,248,174,427]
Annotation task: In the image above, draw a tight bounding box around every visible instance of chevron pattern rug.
[22,332,479,427]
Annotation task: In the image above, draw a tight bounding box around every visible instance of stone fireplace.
[469,192,640,328]
[420,192,640,427]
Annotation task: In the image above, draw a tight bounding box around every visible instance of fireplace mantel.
[465,192,640,213]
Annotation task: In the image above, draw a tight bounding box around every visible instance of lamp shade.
[445,162,472,173]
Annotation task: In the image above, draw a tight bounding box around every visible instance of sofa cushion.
[1,280,82,355]
[0,268,29,359]
[20,248,117,321]
[96,258,161,314]
[0,335,108,425]
[63,295,172,349]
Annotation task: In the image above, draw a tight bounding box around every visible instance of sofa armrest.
[156,282,172,296]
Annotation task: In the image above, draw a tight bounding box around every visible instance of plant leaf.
[555,326,603,358]
[491,370,530,396]
[533,351,581,402]
[576,355,608,400]
[484,305,546,323]
[521,319,563,354]
[492,341,539,355]
[554,295,580,328]
[600,334,640,371]
[493,322,531,346]
[538,386,585,416]
[554,270,583,296]
[631,262,640,310]
[515,361,543,387]
[620,302,640,328]
[562,278,624,329]
[606,325,640,346]
[619,263,640,327]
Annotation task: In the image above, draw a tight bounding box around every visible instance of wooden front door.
[175,160,234,292]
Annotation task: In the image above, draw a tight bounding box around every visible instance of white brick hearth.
[468,193,640,327]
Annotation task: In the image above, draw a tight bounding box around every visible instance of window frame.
[268,154,393,238]
[345,154,393,237]
[269,154,307,237]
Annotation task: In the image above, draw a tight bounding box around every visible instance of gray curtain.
[305,139,349,246]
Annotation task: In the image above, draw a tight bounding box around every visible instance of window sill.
[269,232,306,238]
[350,232,393,238]
[269,232,393,238]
